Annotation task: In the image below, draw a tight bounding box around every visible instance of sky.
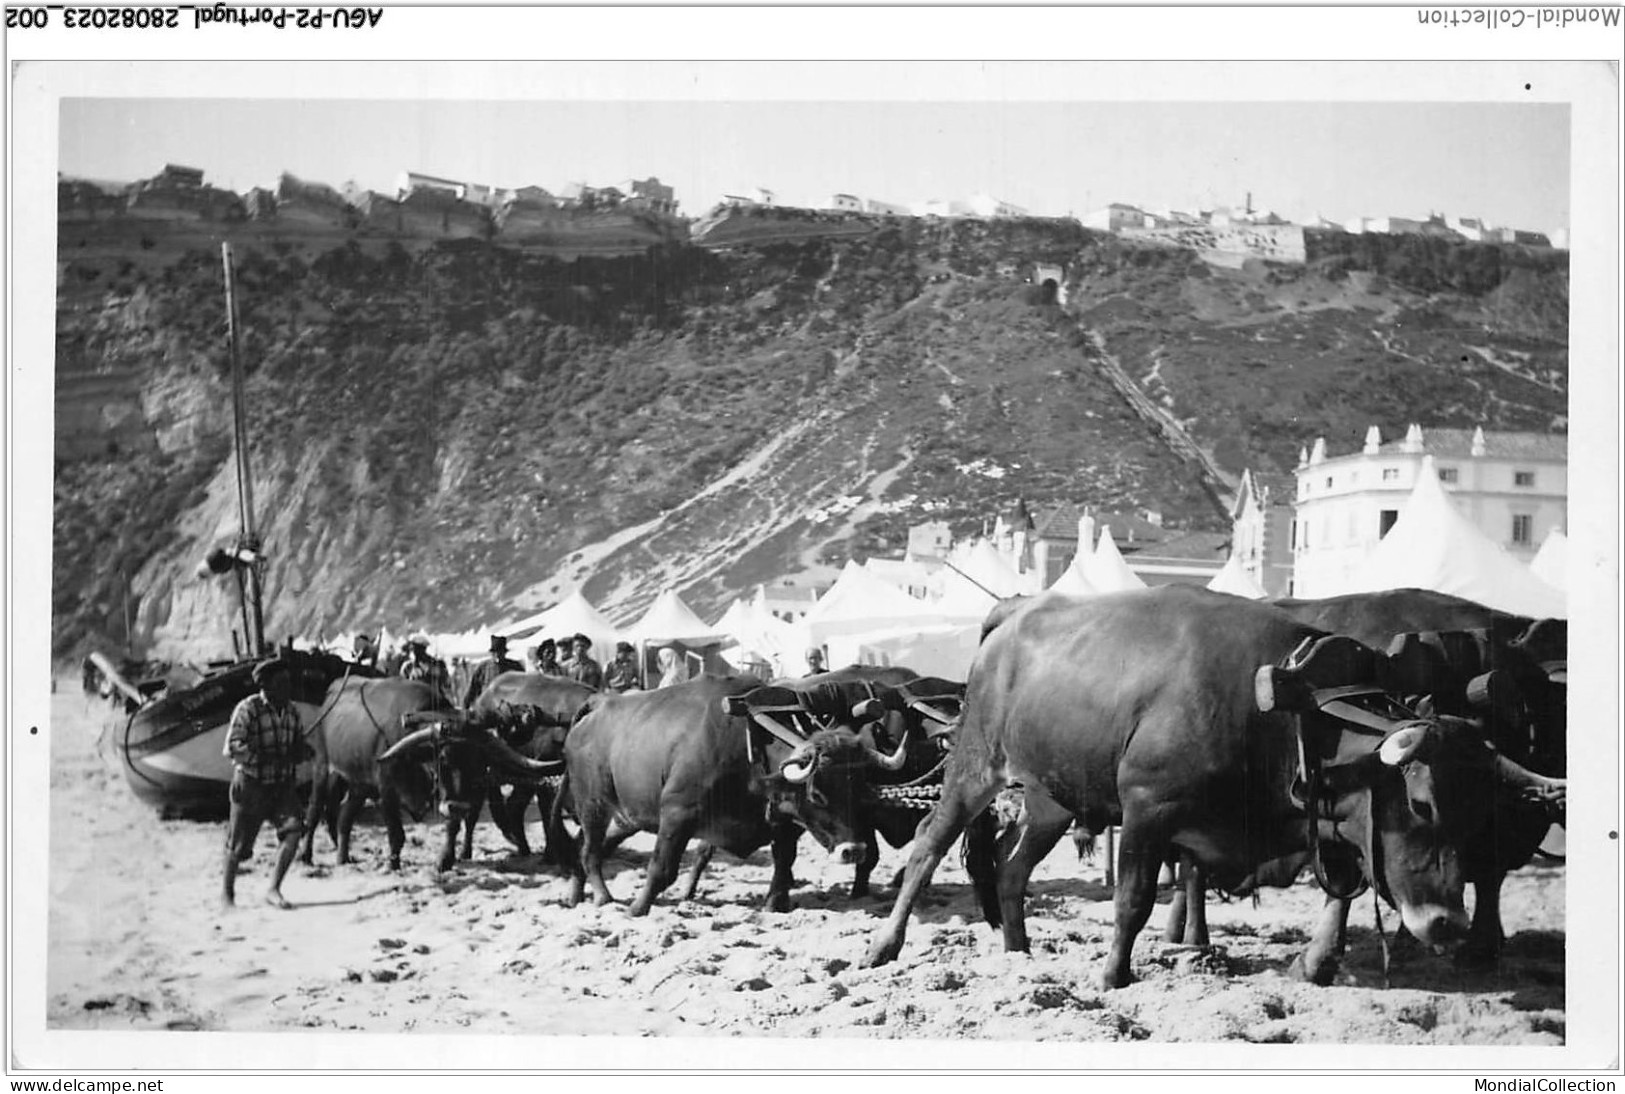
[59,97,1571,232]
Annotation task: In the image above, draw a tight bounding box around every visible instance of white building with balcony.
[1290,424,1567,598]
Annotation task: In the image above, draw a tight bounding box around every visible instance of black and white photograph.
[5,11,1621,1080]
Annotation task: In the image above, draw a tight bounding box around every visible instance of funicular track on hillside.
[1074,323,1235,522]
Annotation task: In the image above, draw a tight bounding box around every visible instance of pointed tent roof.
[1206,552,1268,599]
[714,596,802,676]
[1347,456,1566,619]
[803,560,946,646]
[506,590,623,653]
[1529,526,1568,591]
[626,589,730,646]
[1048,556,1100,596]
[1082,526,1148,592]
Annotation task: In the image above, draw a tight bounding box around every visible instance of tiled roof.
[1244,471,1297,507]
[1127,531,1231,561]
[1091,512,1170,545]
[1359,429,1567,462]
[1032,503,1084,539]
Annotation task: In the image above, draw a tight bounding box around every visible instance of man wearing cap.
[602,641,641,693]
[222,658,313,910]
[399,633,453,705]
[565,634,603,690]
[463,634,523,708]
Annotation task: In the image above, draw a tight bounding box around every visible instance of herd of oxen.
[274,584,1566,991]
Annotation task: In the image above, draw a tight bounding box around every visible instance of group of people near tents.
[318,456,1566,692]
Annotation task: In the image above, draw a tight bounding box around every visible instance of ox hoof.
[1098,968,1136,991]
[863,937,902,969]
[1289,953,1339,986]
[766,893,792,914]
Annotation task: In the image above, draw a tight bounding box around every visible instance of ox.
[298,677,555,871]
[558,674,911,916]
[1262,588,1567,963]
[469,672,598,864]
[864,586,1562,988]
[782,666,965,898]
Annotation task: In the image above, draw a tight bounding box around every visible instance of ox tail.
[546,769,584,882]
[960,808,1002,929]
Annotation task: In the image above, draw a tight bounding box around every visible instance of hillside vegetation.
[52,218,1567,661]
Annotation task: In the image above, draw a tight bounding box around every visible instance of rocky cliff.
[52,217,1568,662]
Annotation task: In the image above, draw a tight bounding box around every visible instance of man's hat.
[489,634,509,651]
[572,633,592,649]
[616,641,634,654]
[538,637,557,651]
[408,632,430,647]
[253,657,292,685]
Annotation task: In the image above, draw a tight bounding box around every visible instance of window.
[1511,514,1533,546]
[1381,467,1400,482]
[1325,476,1333,489]
[1380,510,1399,538]
[1438,467,1458,483]
[1290,521,1298,550]
[1514,470,1536,487]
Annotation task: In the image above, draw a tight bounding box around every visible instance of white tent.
[713,598,802,679]
[802,560,950,666]
[1082,526,1148,592]
[626,590,735,683]
[1346,455,1567,619]
[1530,527,1568,591]
[1206,553,1268,599]
[1048,556,1100,597]
[505,589,624,659]
[856,622,982,682]
[625,590,731,646]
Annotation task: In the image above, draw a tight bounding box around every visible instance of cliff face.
[52,219,1568,662]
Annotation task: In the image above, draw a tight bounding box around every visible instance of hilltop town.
[58,163,1567,261]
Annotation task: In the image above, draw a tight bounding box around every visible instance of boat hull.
[113,655,333,819]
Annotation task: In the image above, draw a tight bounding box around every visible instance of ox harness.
[733,679,965,818]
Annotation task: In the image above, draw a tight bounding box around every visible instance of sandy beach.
[45,681,1566,1050]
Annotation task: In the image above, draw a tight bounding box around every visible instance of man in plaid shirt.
[222,657,312,909]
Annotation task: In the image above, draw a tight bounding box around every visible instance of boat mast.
[221,243,267,658]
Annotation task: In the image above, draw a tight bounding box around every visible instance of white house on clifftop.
[1290,424,1567,598]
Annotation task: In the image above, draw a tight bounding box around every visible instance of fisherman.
[352,633,379,670]
[463,634,523,708]
[565,634,603,690]
[805,646,827,675]
[399,633,453,705]
[603,641,641,693]
[533,638,566,677]
[655,646,688,689]
[221,657,313,910]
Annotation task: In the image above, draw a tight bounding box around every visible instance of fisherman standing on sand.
[222,657,312,910]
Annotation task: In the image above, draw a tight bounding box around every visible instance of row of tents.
[311,454,1565,684]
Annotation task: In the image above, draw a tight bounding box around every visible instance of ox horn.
[1491,752,1567,801]
[862,728,910,771]
[1377,723,1431,766]
[780,743,817,784]
[379,725,439,763]
[482,729,565,779]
